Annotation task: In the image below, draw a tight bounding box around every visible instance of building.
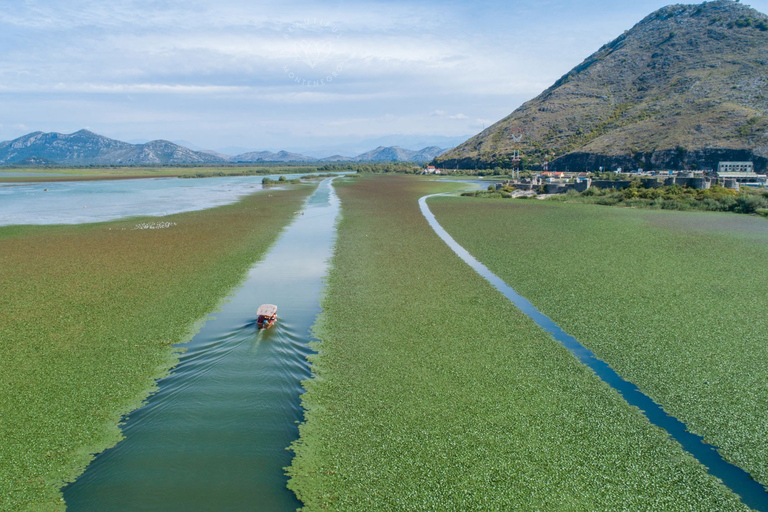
[718,161,754,174]
[716,161,765,187]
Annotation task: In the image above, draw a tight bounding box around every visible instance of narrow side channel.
[63,179,340,512]
[419,194,768,512]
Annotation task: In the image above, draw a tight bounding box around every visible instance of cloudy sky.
[2,0,767,156]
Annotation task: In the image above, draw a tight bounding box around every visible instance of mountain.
[230,150,316,163]
[7,156,61,167]
[0,130,451,165]
[0,130,226,165]
[214,146,256,156]
[117,140,224,165]
[279,135,470,158]
[355,146,448,162]
[319,155,355,162]
[231,146,448,163]
[200,150,232,160]
[436,0,768,172]
[412,146,450,162]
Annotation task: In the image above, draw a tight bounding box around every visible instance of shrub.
[732,194,768,214]
[661,199,684,210]
[701,198,723,211]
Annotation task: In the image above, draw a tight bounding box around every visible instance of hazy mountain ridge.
[0,130,222,165]
[0,130,450,165]
[352,146,448,162]
[436,0,768,171]
[230,150,318,163]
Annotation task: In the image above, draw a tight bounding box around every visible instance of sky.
[1,0,767,156]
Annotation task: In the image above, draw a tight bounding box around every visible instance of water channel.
[420,194,768,512]
[63,178,340,511]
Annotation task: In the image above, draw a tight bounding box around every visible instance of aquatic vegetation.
[429,197,768,492]
[287,176,747,511]
[0,185,313,511]
[131,221,177,230]
[263,176,302,185]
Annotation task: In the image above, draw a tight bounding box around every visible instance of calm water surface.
[0,173,342,226]
[63,178,339,511]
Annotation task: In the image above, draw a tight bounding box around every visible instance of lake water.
[63,178,340,511]
[0,174,339,226]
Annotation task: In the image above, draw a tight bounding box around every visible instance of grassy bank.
[0,184,314,511]
[429,197,768,491]
[287,175,747,511]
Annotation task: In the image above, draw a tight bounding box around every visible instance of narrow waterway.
[63,178,339,511]
[420,194,768,512]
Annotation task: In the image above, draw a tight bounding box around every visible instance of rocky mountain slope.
[436,0,768,171]
[0,130,224,165]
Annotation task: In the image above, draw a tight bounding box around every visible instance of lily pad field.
[428,195,768,494]
[3,174,767,511]
[287,175,749,510]
[0,184,313,511]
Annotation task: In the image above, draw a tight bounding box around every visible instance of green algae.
[429,196,768,493]
[287,176,748,511]
[0,185,314,512]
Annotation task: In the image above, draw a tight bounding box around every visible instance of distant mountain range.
[436,0,768,172]
[0,130,451,166]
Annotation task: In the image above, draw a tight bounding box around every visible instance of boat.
[256,304,278,329]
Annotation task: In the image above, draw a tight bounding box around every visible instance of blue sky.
[1,0,767,155]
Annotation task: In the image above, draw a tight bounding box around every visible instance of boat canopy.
[257,304,278,317]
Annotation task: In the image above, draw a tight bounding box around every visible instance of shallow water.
[63,178,339,511]
[420,194,768,512]
[0,173,342,226]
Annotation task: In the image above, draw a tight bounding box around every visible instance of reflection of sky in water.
[0,175,313,226]
[248,179,340,282]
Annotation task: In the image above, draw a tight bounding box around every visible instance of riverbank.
[0,184,314,511]
[429,197,768,493]
[287,175,747,510]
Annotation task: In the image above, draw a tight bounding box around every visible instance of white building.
[718,161,754,174]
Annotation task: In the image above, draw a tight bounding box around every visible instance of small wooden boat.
[256,304,278,329]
